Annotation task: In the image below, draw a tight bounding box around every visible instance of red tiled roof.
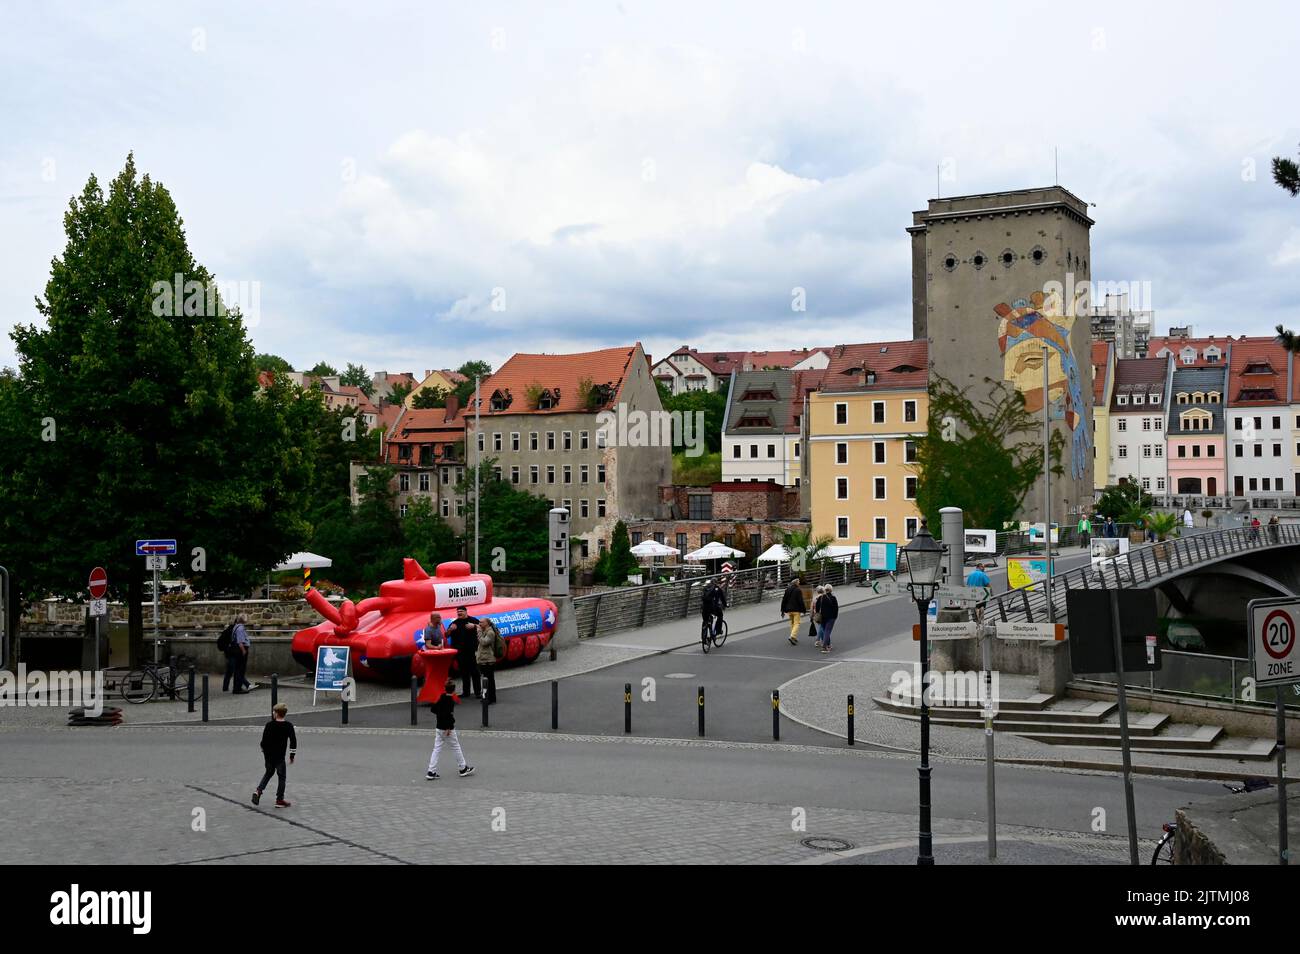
[1091,341,1111,406]
[1145,336,1232,369]
[257,370,276,389]
[818,340,928,392]
[383,406,466,465]
[663,346,828,375]
[478,345,642,416]
[441,370,469,385]
[1228,338,1290,406]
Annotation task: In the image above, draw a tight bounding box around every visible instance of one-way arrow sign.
[136,539,177,556]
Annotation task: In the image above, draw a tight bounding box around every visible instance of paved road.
[0,724,1214,864]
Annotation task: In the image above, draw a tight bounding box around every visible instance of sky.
[2,1,1298,377]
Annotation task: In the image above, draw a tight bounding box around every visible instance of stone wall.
[22,597,340,634]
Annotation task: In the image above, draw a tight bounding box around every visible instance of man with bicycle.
[701,579,728,646]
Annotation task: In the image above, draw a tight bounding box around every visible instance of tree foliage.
[912,375,1063,534]
[340,362,373,397]
[604,519,639,586]
[656,381,727,453]
[254,353,293,374]
[1093,479,1155,520]
[309,361,338,377]
[453,360,492,405]
[1274,148,1300,198]
[388,381,413,406]
[412,385,447,409]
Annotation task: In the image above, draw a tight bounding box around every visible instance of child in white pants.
[426,679,474,780]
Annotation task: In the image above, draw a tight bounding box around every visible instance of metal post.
[981,620,997,861]
[847,694,854,746]
[270,672,278,713]
[201,674,209,722]
[917,597,934,865]
[168,655,176,699]
[1277,695,1290,866]
[698,686,705,737]
[624,682,632,733]
[341,696,349,725]
[551,679,559,730]
[474,374,481,573]
[152,563,161,663]
[187,666,196,713]
[482,693,489,727]
[1110,589,1139,865]
[410,676,418,726]
[772,689,780,740]
[1043,342,1053,622]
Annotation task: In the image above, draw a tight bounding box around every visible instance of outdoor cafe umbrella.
[683,541,745,562]
[630,540,681,579]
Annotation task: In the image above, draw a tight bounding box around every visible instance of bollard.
[624,682,632,734]
[410,676,418,726]
[482,693,490,728]
[342,697,349,725]
[271,673,278,714]
[698,685,705,737]
[201,674,209,722]
[772,689,780,741]
[187,667,196,713]
[551,680,558,730]
[168,655,176,700]
[847,693,855,746]
[549,643,557,662]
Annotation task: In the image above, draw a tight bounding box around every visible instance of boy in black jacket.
[426,679,474,780]
[253,703,297,807]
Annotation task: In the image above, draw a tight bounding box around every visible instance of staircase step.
[1017,724,1224,750]
[881,692,1056,712]
[872,697,1117,725]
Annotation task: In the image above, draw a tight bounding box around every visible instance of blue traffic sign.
[135,539,177,556]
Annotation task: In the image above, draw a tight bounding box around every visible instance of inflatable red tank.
[291,559,558,683]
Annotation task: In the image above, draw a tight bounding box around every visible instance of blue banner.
[482,607,550,637]
[314,645,350,691]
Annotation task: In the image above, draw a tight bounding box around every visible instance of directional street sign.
[145,555,167,571]
[995,621,1066,641]
[913,621,978,641]
[135,539,177,556]
[88,566,107,600]
[1249,598,1300,687]
[871,578,903,597]
[937,584,992,605]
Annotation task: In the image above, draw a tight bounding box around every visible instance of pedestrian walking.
[781,577,806,646]
[1077,513,1091,548]
[1269,514,1280,544]
[426,679,474,780]
[252,702,297,808]
[811,585,824,648]
[476,617,504,705]
[1182,508,1194,531]
[230,613,256,694]
[220,616,239,692]
[818,584,839,654]
[446,606,482,698]
[1104,516,1117,539]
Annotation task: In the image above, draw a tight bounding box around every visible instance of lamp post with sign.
[902,520,946,865]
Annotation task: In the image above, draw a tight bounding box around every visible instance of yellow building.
[1091,340,1115,493]
[807,341,928,546]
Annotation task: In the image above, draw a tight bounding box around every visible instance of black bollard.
[187,667,196,713]
[551,680,558,730]
[410,676,418,726]
[772,689,780,741]
[698,686,705,737]
[168,655,176,700]
[624,682,632,734]
[342,697,349,725]
[848,693,855,746]
[271,673,278,714]
[201,674,209,723]
[482,693,489,728]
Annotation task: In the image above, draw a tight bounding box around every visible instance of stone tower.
[908,187,1096,525]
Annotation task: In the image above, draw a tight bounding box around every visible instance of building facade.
[1166,366,1227,497]
[651,346,827,395]
[1108,356,1170,495]
[1092,340,1115,492]
[807,340,927,546]
[721,368,824,488]
[1225,339,1292,498]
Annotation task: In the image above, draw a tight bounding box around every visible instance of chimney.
[444,393,460,422]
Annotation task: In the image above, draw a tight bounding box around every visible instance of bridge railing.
[979,522,1300,625]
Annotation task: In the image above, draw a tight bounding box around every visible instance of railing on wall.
[1075,649,1300,713]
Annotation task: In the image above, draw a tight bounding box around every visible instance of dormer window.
[1133,393,1145,405]
[489,389,513,412]
[737,414,773,428]
[1157,348,1172,359]
[1207,391,1220,403]
[1117,394,1128,405]
[1192,391,1205,403]
[1244,362,1273,375]
[538,388,560,410]
[1177,393,1189,405]
[1151,393,1161,405]
[740,389,778,402]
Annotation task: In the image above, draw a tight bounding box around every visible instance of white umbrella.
[684,541,745,562]
[273,552,333,571]
[630,541,680,557]
[757,543,793,562]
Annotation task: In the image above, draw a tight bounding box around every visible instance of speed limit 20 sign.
[1248,598,1300,687]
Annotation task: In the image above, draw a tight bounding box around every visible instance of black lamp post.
[902,520,946,865]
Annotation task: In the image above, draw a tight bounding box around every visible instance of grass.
[673,450,721,484]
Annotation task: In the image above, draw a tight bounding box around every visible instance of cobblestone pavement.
[0,725,1166,865]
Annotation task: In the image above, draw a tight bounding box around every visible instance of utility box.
[549,507,570,597]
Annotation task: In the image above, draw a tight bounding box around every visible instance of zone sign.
[1248,599,1300,687]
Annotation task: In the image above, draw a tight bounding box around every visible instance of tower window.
[943,255,958,271]
[1001,249,1014,266]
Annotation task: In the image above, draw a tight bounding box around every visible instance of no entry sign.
[88,566,107,600]
[1248,598,1300,687]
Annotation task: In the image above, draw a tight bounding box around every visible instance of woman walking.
[476,617,505,705]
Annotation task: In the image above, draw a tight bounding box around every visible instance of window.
[1207,445,1215,457]
[1142,418,1151,431]
[836,441,851,465]
[750,533,761,556]
[837,517,849,539]
[399,473,410,492]
[530,432,539,451]
[767,444,776,459]
[654,532,666,545]
[1177,446,1186,458]
[579,540,589,560]
[732,444,741,458]
[1143,445,1151,458]
[905,476,917,499]
[1151,394,1161,405]
[1249,478,1258,492]
[399,503,408,518]
[874,517,887,540]
[1192,445,1201,458]
[547,432,556,451]
[836,477,849,500]
[873,442,886,464]
[596,429,607,448]
[835,403,848,425]
[631,532,642,546]
[1274,416,1282,430]
[1133,394,1145,405]
[874,477,886,499]
[563,431,572,451]
[510,466,519,484]
[1117,419,1127,432]
[456,499,465,517]
[1277,444,1284,458]
[441,499,449,517]
[418,472,430,492]
[676,533,688,553]
[873,402,886,424]
[1255,417,1263,430]
[580,431,590,450]
[1176,393,1188,405]
[563,465,572,484]
[493,432,502,452]
[442,467,450,485]
[1142,477,1150,490]
[1154,418,1163,431]
[546,465,556,483]
[1117,395,1128,406]
[904,400,917,422]
[530,465,539,484]
[1155,445,1163,458]
[794,443,800,458]
[476,433,484,452]
[1157,477,1165,491]
[580,464,589,483]
[1118,445,1128,458]
[597,499,606,518]
[579,499,589,518]
[688,495,711,520]
[1255,445,1263,458]
[750,444,758,459]
[905,440,917,463]
[905,517,918,539]
[597,464,606,483]
[511,432,520,451]
[1235,417,1243,431]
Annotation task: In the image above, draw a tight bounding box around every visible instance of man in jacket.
[818,584,839,654]
[445,606,482,698]
[781,577,806,646]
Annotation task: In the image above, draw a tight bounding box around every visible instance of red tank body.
[290,559,558,683]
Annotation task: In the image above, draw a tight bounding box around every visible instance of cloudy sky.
[2,1,1298,376]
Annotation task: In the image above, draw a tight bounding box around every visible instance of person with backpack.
[252,702,297,808]
[426,678,474,780]
[780,577,806,646]
[818,584,840,654]
[475,617,505,705]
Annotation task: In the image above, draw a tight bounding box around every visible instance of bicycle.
[121,657,198,704]
[1150,779,1271,863]
[700,616,728,653]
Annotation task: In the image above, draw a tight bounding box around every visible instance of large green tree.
[403,496,458,570]
[605,520,638,586]
[254,353,293,374]
[2,155,316,661]
[453,360,493,405]
[912,375,1063,534]
[340,362,373,397]
[308,361,338,377]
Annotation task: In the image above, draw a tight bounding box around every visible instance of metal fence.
[980,522,1300,625]
[571,556,881,640]
[1076,649,1300,713]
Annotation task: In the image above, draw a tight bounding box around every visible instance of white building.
[651,346,828,396]
[721,369,824,487]
[1108,356,1171,494]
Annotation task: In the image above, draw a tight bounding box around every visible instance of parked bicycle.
[121,657,198,704]
[1150,778,1271,864]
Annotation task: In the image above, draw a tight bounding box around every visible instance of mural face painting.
[994,290,1092,480]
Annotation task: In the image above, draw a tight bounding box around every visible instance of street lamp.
[902,519,946,866]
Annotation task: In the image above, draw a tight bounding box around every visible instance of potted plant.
[1201,509,1213,528]
[1147,512,1181,559]
[1121,503,1150,544]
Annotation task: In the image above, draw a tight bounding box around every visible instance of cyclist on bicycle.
[701,580,728,642]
